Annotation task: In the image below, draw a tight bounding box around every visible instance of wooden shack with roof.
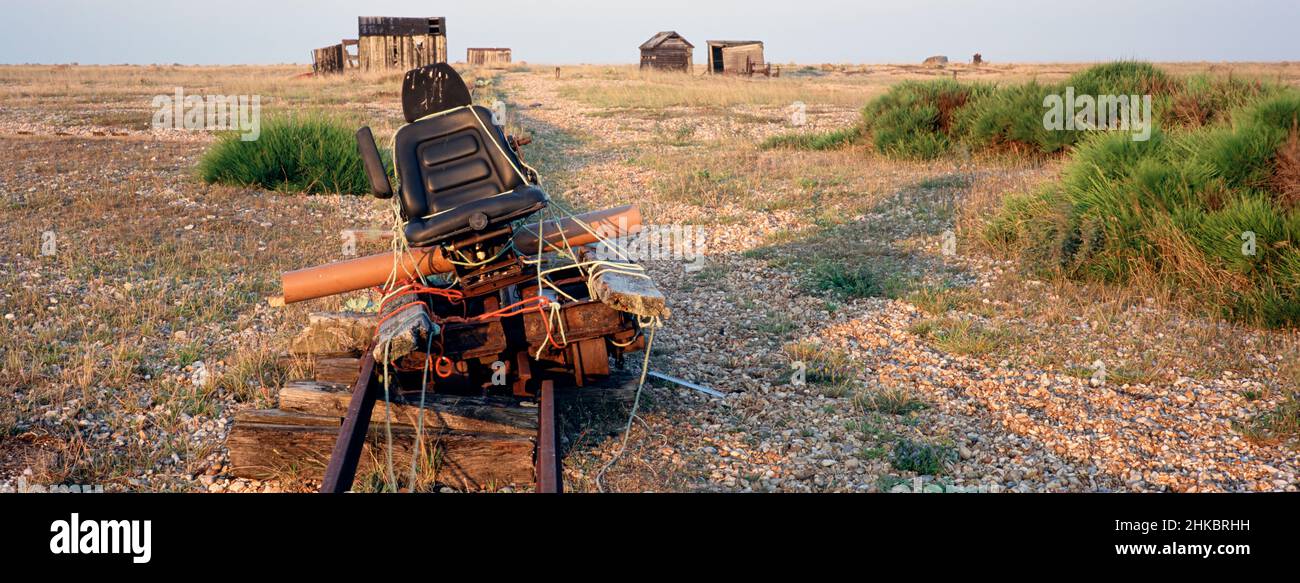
[467,48,512,68]
[639,31,694,73]
[706,40,766,75]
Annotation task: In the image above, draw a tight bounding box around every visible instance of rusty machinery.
[278,64,661,493]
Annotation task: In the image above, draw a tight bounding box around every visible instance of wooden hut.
[357,16,447,72]
[706,41,765,75]
[467,48,512,68]
[312,43,345,75]
[639,31,693,73]
[312,39,359,75]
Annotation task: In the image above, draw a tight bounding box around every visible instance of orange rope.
[434,356,455,378]
[472,296,551,321]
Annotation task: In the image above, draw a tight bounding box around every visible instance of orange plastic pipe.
[281,205,642,304]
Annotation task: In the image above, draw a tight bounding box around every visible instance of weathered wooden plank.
[358,16,445,37]
[235,407,340,427]
[313,356,364,385]
[279,380,537,436]
[312,44,346,75]
[227,414,535,491]
[357,32,447,72]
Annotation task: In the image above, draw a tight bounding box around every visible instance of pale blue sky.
[1,0,1296,65]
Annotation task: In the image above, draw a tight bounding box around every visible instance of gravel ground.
[2,65,1295,493]
[503,70,1300,493]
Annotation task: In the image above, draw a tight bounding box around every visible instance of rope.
[380,342,397,492]
[595,322,657,493]
[408,330,434,490]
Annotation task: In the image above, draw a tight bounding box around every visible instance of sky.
[0,0,1297,65]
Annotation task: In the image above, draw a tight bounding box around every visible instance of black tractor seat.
[394,104,547,247]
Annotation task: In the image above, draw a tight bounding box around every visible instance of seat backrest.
[393,105,527,220]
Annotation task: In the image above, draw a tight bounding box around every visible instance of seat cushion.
[404,185,548,247]
[394,105,527,220]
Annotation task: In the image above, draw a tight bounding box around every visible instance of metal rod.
[320,353,379,493]
[536,380,561,493]
[647,370,725,398]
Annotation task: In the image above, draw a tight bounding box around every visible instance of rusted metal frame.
[320,352,379,493]
[442,319,508,361]
[536,380,561,493]
[570,338,610,386]
[521,300,628,347]
[512,351,532,397]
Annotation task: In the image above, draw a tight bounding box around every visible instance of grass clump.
[855,386,927,415]
[1167,74,1280,127]
[755,311,798,337]
[960,81,1073,154]
[199,113,387,195]
[211,342,288,405]
[905,285,972,315]
[890,438,956,474]
[861,79,992,159]
[1234,390,1300,447]
[985,93,1300,327]
[1065,60,1180,98]
[784,340,856,395]
[807,261,905,299]
[962,62,1182,155]
[760,126,861,151]
[909,318,1012,356]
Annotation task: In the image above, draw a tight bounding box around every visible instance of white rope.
[595,323,657,493]
[408,329,434,490]
[380,342,397,491]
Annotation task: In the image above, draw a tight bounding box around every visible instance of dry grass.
[559,68,882,108]
[1273,126,1300,209]
[3,60,1299,491]
[552,62,1300,111]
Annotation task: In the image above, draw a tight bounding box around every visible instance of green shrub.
[861,79,992,159]
[960,81,1067,154]
[1168,74,1279,127]
[963,63,1184,155]
[199,114,388,195]
[1064,61,1181,98]
[856,62,1282,159]
[986,92,1300,327]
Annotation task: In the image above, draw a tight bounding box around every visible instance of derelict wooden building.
[356,16,448,72]
[706,40,765,75]
[639,31,693,73]
[467,48,512,67]
[312,39,359,74]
